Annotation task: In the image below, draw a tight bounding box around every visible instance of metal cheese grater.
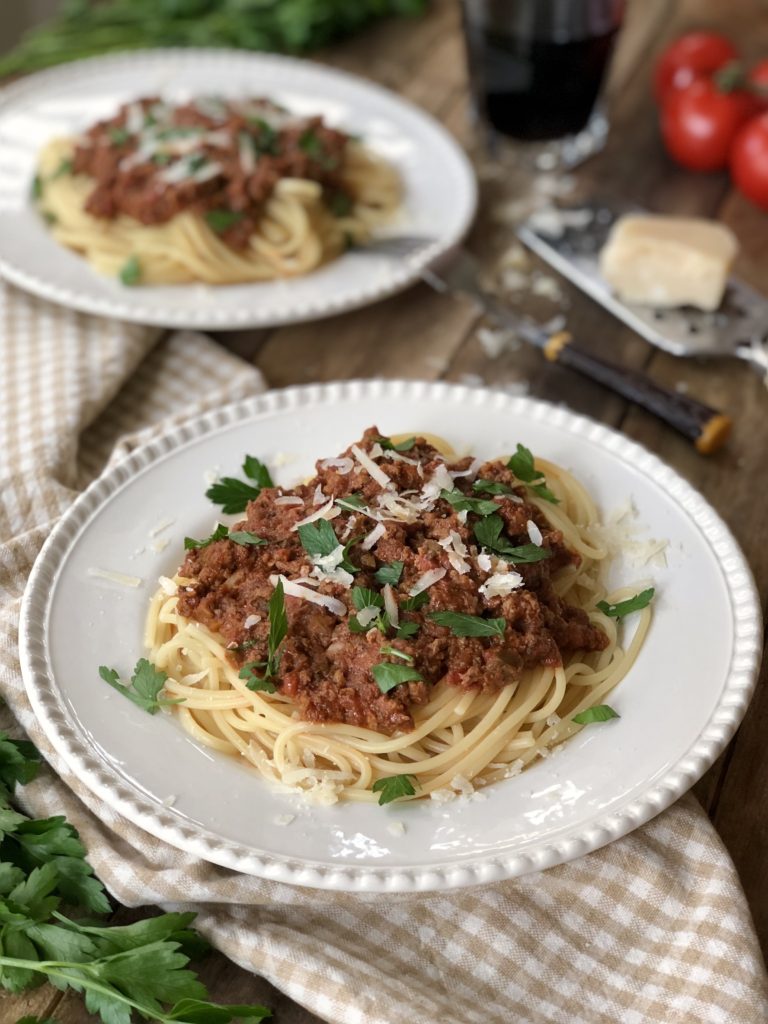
[517,199,768,378]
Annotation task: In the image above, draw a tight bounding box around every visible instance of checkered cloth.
[1,278,767,1024]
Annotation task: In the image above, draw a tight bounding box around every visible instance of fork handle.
[544,331,732,455]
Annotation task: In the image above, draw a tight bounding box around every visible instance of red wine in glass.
[462,0,625,143]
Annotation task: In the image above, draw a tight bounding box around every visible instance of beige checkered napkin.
[1,279,767,1024]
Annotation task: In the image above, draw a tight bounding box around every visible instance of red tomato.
[660,78,757,171]
[654,32,739,102]
[731,113,768,208]
[749,58,768,110]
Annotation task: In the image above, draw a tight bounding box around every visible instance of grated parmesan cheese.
[158,575,177,595]
[149,517,175,537]
[244,614,261,629]
[382,584,399,628]
[88,567,142,588]
[361,522,386,551]
[319,457,353,475]
[527,519,543,546]
[313,484,326,506]
[387,821,406,836]
[351,444,392,490]
[275,495,304,506]
[409,568,446,596]
[292,498,340,530]
[479,571,524,598]
[476,551,493,573]
[270,574,346,616]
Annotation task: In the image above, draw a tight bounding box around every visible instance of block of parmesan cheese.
[599,214,738,311]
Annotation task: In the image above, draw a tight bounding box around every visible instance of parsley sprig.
[428,611,506,638]
[597,589,655,618]
[372,774,417,805]
[371,662,424,693]
[238,581,288,693]
[440,489,499,517]
[0,732,271,1023]
[572,705,620,725]
[186,523,268,550]
[473,515,552,563]
[297,519,358,573]
[374,560,404,586]
[205,456,273,515]
[98,659,183,715]
[507,444,559,504]
[375,435,416,452]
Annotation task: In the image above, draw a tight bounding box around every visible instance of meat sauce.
[177,429,608,734]
[70,97,351,250]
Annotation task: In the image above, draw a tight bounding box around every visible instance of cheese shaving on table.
[409,568,446,596]
[270,574,347,616]
[149,517,175,536]
[351,444,393,489]
[87,567,143,587]
[292,498,340,530]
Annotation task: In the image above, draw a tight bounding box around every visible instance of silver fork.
[353,234,439,260]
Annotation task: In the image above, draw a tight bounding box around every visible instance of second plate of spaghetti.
[19,381,761,891]
[0,51,476,327]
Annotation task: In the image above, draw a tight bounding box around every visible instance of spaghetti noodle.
[145,430,651,805]
[34,96,401,285]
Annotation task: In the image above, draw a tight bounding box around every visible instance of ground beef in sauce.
[177,427,608,735]
[69,97,352,250]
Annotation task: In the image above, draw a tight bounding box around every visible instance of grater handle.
[543,332,732,455]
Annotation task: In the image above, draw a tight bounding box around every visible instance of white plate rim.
[19,379,762,892]
[0,49,477,329]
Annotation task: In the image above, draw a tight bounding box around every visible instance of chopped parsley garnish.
[328,191,353,217]
[401,591,430,612]
[572,704,620,725]
[440,488,499,517]
[99,659,182,715]
[507,444,559,504]
[352,587,383,610]
[473,514,552,563]
[376,435,416,452]
[298,128,324,159]
[118,254,141,286]
[188,153,209,172]
[205,208,246,233]
[473,479,514,496]
[299,519,358,573]
[151,151,172,166]
[374,560,404,586]
[597,588,655,618]
[51,157,73,179]
[206,455,273,514]
[43,211,58,225]
[184,522,229,549]
[395,621,420,639]
[372,661,423,694]
[228,530,267,547]
[31,174,43,200]
[428,611,506,638]
[372,774,417,805]
[107,125,130,145]
[247,117,279,154]
[238,580,287,693]
[380,645,413,662]
[336,493,366,511]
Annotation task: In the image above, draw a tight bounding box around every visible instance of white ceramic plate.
[20,381,761,892]
[0,51,476,328]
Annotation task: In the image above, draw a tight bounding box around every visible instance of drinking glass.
[460,0,625,168]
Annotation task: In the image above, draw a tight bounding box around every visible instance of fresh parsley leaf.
[298,519,339,559]
[376,435,416,452]
[0,733,41,801]
[371,662,423,693]
[42,211,58,225]
[247,117,278,155]
[205,455,273,514]
[428,612,506,638]
[31,175,43,200]
[184,523,229,550]
[374,560,404,586]
[327,191,353,217]
[298,128,323,158]
[336,493,365,511]
[400,591,430,612]
[98,659,182,715]
[380,645,413,662]
[188,153,208,172]
[395,621,420,639]
[205,209,245,233]
[119,255,141,286]
[228,531,266,547]
[506,444,559,505]
[151,151,172,166]
[51,157,73,179]
[597,588,655,618]
[108,126,130,145]
[473,479,514,496]
[473,514,552,563]
[351,587,383,611]
[371,774,417,805]
[238,581,287,692]
[572,704,620,725]
[440,489,499,517]
[16,1016,60,1024]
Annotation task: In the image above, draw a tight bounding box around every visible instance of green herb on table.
[440,488,499,517]
[0,733,271,1021]
[372,774,417,805]
[375,435,416,452]
[119,254,141,286]
[597,588,655,618]
[371,661,423,694]
[238,580,288,694]
[374,560,404,586]
[473,514,552,563]
[98,659,183,715]
[204,209,245,234]
[572,705,620,725]
[506,444,559,504]
[184,523,229,550]
[206,455,273,514]
[428,611,506,639]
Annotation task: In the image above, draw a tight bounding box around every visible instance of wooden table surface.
[5,1,768,1021]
